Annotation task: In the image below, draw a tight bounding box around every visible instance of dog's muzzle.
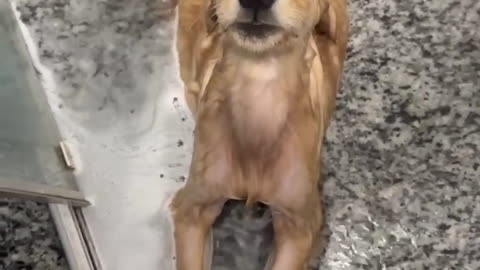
[232,0,280,38]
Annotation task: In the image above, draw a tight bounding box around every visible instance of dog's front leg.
[269,188,323,270]
[171,183,225,270]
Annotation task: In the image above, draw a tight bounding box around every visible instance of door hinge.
[59,140,76,170]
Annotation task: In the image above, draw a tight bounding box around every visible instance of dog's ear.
[315,3,334,39]
[206,1,218,33]
[314,0,349,58]
[308,0,349,128]
[314,0,349,57]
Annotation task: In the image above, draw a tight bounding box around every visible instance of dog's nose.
[239,0,275,10]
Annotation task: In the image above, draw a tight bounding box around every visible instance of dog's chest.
[226,61,292,150]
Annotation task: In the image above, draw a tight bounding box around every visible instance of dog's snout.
[239,0,276,10]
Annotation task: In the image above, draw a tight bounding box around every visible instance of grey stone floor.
[0,199,68,270]
[2,0,480,269]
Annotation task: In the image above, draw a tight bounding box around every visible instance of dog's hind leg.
[266,177,323,270]
[170,132,234,270]
[171,182,226,270]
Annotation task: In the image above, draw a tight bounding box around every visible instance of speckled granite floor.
[322,0,480,268]
[2,0,480,269]
[0,199,68,270]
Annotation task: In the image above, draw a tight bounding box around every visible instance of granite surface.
[322,0,480,268]
[0,199,68,270]
[3,0,480,269]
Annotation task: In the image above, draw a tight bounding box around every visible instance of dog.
[170,0,349,268]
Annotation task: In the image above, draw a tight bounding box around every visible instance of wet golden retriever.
[170,0,349,268]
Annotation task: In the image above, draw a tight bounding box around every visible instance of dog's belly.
[194,110,314,207]
[230,92,289,156]
[225,58,296,154]
[193,55,318,205]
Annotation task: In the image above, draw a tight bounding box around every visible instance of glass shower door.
[0,3,88,207]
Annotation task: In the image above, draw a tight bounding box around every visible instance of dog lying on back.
[170,0,349,268]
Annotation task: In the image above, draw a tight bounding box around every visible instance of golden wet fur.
[171,0,349,268]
